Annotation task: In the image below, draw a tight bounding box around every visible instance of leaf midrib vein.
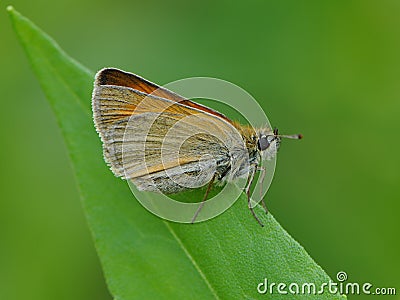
[163,221,221,300]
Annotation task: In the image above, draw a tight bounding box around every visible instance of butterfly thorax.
[231,121,257,152]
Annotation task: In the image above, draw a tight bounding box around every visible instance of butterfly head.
[256,128,280,160]
[257,128,302,160]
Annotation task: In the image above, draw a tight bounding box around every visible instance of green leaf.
[8,6,346,299]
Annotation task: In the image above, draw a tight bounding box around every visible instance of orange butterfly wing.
[95,68,233,124]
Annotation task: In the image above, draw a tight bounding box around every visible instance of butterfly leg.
[191,174,216,224]
[257,166,268,214]
[245,166,264,227]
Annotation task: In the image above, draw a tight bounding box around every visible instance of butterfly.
[92,68,302,226]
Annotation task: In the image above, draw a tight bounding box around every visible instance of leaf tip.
[6,5,20,21]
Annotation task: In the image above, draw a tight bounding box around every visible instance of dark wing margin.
[95,68,233,124]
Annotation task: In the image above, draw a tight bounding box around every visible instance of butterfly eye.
[257,135,270,151]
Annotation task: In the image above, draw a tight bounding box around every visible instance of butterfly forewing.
[92,70,249,194]
[95,68,232,123]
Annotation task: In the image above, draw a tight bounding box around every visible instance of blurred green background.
[1,0,399,299]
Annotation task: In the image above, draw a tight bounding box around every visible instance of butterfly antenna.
[277,133,303,140]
